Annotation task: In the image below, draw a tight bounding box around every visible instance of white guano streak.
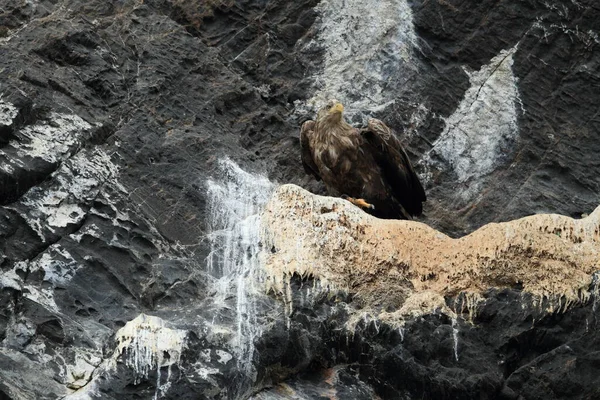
[116,314,187,400]
[64,314,186,400]
[420,46,522,200]
[206,158,274,376]
[299,0,418,119]
[18,149,118,238]
[0,100,19,126]
[15,112,92,163]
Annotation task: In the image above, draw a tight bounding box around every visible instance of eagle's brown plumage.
[300,100,426,219]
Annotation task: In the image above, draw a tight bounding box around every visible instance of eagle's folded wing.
[362,118,426,216]
[300,120,322,181]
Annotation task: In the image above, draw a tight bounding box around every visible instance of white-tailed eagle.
[300,100,426,219]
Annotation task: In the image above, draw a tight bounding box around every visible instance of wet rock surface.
[0,0,599,399]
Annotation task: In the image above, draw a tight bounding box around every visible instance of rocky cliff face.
[0,0,599,399]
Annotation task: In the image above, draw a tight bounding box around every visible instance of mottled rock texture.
[263,184,600,314]
[0,0,599,399]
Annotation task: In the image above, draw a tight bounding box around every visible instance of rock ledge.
[262,184,600,320]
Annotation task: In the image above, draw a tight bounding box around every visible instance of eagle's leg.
[341,194,375,210]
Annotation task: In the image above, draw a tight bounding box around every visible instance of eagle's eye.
[328,102,344,114]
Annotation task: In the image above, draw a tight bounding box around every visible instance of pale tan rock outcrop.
[261,184,600,320]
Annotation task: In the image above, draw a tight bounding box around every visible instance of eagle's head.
[316,99,346,126]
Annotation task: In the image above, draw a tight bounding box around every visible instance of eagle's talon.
[353,198,375,210]
[341,195,375,210]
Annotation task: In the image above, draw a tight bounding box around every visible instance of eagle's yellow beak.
[329,102,344,114]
